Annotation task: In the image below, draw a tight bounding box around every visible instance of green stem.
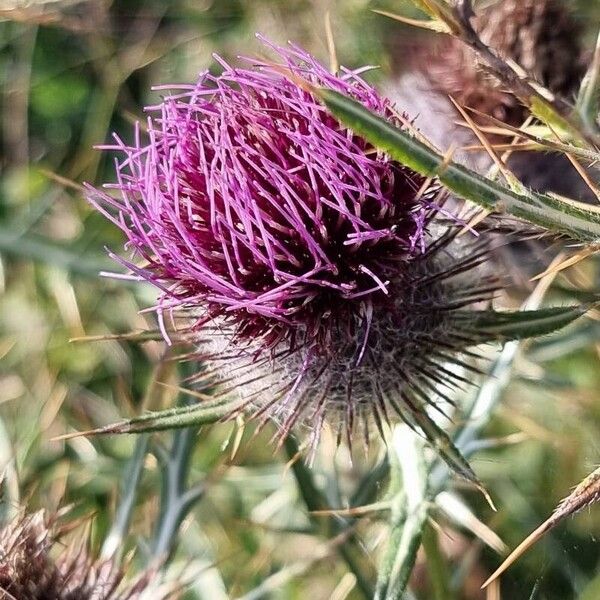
[283,437,376,599]
[101,434,149,561]
[375,426,429,600]
[151,423,204,560]
[150,363,206,562]
[421,524,454,600]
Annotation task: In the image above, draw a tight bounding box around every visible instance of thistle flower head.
[89,38,494,449]
[0,511,160,599]
[91,37,429,353]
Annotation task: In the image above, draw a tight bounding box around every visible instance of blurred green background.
[2,1,600,598]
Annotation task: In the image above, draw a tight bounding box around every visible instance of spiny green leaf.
[57,398,243,438]
[408,404,491,507]
[463,304,594,341]
[315,87,600,243]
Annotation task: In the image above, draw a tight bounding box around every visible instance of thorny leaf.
[409,405,496,510]
[54,397,244,438]
[464,304,596,341]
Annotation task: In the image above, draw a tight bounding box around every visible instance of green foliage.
[1,1,600,599]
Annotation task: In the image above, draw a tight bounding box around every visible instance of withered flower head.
[0,511,161,599]
[428,0,585,127]
[419,0,596,202]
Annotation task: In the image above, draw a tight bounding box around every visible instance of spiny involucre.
[88,37,496,451]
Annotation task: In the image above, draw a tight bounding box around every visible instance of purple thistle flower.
[87,37,494,450]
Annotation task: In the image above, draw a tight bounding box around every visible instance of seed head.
[88,38,495,450]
